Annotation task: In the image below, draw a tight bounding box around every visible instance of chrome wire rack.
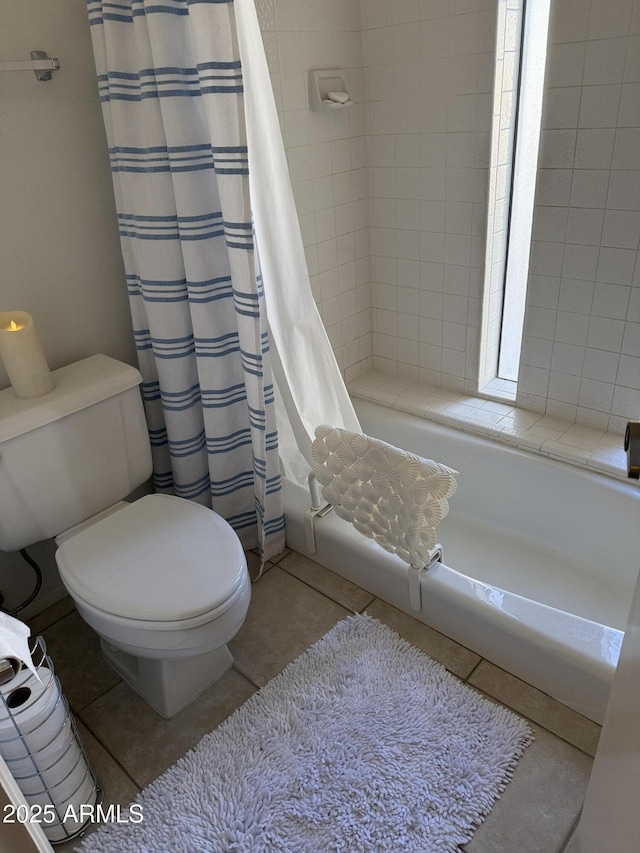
[0,636,102,844]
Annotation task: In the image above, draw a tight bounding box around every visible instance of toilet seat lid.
[56,494,247,622]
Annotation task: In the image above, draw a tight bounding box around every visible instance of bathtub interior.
[354,399,640,631]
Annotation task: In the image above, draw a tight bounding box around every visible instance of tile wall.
[364,0,497,391]
[258,0,640,434]
[517,0,640,433]
[255,0,373,380]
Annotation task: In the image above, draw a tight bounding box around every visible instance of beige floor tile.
[365,598,481,679]
[228,566,351,687]
[79,668,256,789]
[278,551,375,612]
[27,596,75,636]
[77,720,139,808]
[469,662,601,757]
[464,726,592,853]
[40,611,121,713]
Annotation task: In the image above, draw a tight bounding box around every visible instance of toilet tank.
[0,355,153,552]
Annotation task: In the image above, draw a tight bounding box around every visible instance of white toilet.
[0,354,251,717]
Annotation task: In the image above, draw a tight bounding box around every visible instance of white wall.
[0,0,135,390]
[0,0,136,614]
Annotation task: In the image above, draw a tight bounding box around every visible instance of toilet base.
[100,640,233,718]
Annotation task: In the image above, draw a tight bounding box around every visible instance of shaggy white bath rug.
[77,614,532,853]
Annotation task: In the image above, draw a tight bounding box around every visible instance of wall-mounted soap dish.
[308,69,353,112]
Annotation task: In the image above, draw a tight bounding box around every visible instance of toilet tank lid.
[0,355,142,443]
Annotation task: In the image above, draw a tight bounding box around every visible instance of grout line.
[275,559,365,614]
[466,658,602,728]
[469,684,599,760]
[358,595,377,613]
[72,678,125,716]
[249,560,275,583]
[268,548,292,565]
[230,663,262,692]
[28,604,76,635]
[76,711,142,794]
[463,657,484,683]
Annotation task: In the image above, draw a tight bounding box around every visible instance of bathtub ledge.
[347,371,629,484]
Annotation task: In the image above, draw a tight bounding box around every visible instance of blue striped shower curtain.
[86,0,285,560]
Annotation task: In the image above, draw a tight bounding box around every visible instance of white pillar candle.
[0,311,54,399]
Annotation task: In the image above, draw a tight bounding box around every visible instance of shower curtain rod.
[0,51,60,81]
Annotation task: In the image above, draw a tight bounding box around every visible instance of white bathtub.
[283,398,640,724]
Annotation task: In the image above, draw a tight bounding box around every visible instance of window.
[480,0,551,395]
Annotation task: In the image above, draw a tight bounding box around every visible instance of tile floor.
[27,549,598,852]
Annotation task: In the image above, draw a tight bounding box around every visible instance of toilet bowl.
[55,494,251,718]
